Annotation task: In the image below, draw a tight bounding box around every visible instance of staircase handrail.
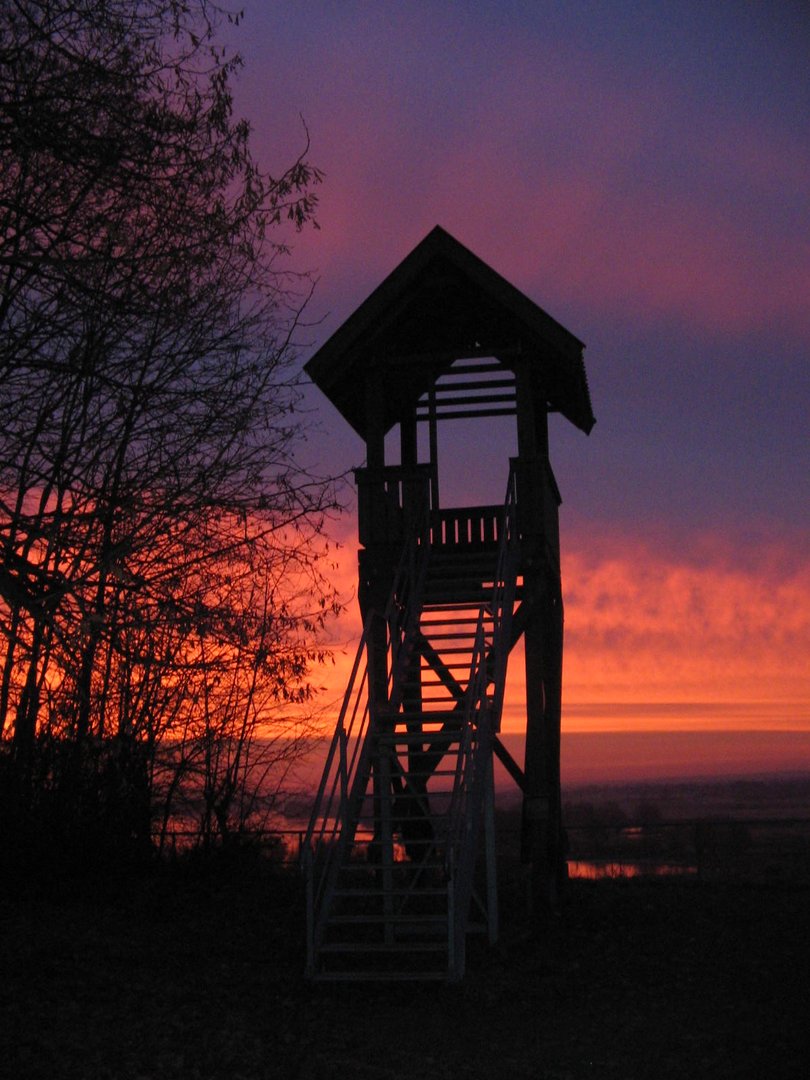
[444,466,520,974]
[304,480,431,851]
[445,465,518,835]
[303,484,431,970]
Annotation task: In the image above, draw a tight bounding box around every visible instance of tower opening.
[416,356,518,508]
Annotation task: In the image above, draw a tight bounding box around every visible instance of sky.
[227,1,809,781]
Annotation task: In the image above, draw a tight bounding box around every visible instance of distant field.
[285,729,810,799]
[505,773,810,885]
[558,729,810,787]
[558,772,810,824]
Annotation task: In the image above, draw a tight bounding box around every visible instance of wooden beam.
[415,631,465,702]
[493,735,525,791]
[418,392,516,407]
[377,351,520,370]
[428,386,439,508]
[400,409,417,466]
[431,377,515,392]
[416,406,517,422]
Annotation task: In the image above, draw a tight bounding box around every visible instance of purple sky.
[224,2,810,750]
[231,1,808,533]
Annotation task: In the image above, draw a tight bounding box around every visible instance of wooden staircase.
[304,477,518,982]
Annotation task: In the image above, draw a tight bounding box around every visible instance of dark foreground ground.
[2,852,809,1080]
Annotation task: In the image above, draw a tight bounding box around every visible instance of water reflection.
[568,859,697,880]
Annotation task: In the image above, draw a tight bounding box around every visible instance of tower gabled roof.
[304,225,595,438]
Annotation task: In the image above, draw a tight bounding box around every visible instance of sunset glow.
[312,517,809,747]
[229,2,809,783]
[558,526,810,730]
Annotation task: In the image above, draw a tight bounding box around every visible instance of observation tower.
[303,226,594,980]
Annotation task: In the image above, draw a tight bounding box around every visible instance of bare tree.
[0,0,338,858]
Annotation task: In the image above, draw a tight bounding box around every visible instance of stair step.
[392,707,462,718]
[333,887,447,898]
[319,941,448,954]
[425,581,493,593]
[378,732,460,744]
[400,684,466,695]
[423,590,491,599]
[336,855,447,872]
[327,912,448,926]
[428,560,496,569]
[394,712,462,721]
[312,971,448,983]
[424,575,493,585]
[404,698,465,708]
[421,614,485,622]
[426,574,494,584]
[423,581,492,590]
[415,683,470,693]
[419,622,488,630]
[423,603,491,614]
[427,568,495,580]
[396,708,462,718]
[424,621,489,630]
[418,643,480,652]
[427,563,495,570]
[386,768,458,778]
[428,557,495,566]
[421,643,479,652]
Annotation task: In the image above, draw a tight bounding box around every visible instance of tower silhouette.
[303,226,594,980]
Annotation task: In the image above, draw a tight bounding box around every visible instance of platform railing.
[355,464,434,548]
[429,504,504,549]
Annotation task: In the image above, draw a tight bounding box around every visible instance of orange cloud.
[556,525,810,732]
[313,517,810,739]
[304,513,362,722]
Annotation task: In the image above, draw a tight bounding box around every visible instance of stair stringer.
[303,519,433,977]
[443,471,520,979]
[304,472,520,981]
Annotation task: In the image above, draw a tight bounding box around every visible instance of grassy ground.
[2,853,809,1080]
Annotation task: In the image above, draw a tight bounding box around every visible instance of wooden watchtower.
[303,226,594,981]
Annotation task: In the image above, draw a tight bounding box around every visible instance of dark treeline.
[0,1,338,866]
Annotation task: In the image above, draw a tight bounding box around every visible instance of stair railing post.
[447,849,461,981]
[483,747,499,946]
[379,737,395,944]
[338,725,348,829]
[303,844,315,977]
